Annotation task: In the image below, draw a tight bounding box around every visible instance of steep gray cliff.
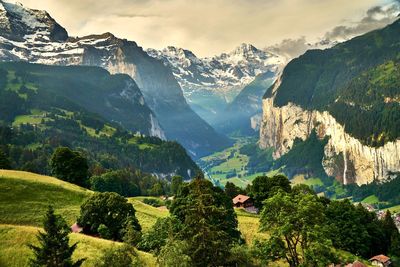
[260,78,400,185]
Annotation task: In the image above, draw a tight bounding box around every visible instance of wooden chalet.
[369,255,391,267]
[232,194,253,208]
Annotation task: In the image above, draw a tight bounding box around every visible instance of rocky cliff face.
[260,80,400,185]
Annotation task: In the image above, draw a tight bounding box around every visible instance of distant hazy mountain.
[147,44,287,128]
[0,0,230,157]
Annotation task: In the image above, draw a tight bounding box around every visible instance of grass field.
[0,169,375,266]
[361,195,379,204]
[0,170,166,266]
[235,209,268,244]
[0,224,157,267]
[0,172,90,226]
[291,175,323,187]
[385,204,400,213]
[201,137,259,188]
[128,197,169,232]
[0,170,266,266]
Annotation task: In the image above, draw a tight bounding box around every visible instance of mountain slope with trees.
[0,62,199,179]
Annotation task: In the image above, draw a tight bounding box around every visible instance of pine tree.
[169,176,241,266]
[28,206,85,267]
[0,148,10,169]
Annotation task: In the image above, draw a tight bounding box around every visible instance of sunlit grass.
[0,224,157,267]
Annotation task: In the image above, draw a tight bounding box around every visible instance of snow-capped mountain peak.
[147,43,287,99]
[0,0,68,42]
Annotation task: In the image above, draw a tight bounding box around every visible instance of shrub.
[77,192,141,241]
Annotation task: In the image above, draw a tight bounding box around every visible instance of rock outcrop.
[260,81,400,185]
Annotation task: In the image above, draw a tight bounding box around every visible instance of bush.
[138,217,182,254]
[157,239,192,267]
[97,245,140,267]
[142,198,162,207]
[77,192,141,241]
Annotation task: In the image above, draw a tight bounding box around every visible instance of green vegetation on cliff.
[265,19,400,146]
[0,62,199,179]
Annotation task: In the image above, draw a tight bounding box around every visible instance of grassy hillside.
[0,170,269,265]
[0,170,371,266]
[0,224,157,267]
[0,170,166,266]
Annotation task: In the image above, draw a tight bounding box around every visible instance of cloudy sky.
[16,0,399,56]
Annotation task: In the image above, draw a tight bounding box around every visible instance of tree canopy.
[77,192,141,241]
[50,147,89,186]
[249,174,291,209]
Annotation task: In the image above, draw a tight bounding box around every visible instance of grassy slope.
[0,170,369,266]
[361,195,379,204]
[0,224,156,267]
[201,138,267,188]
[0,170,158,266]
[128,197,169,232]
[0,170,266,265]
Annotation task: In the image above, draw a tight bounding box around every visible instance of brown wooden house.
[232,194,253,208]
[369,255,391,267]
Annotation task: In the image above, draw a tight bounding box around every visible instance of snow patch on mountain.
[147,43,287,100]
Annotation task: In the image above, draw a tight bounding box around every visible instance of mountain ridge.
[0,1,229,157]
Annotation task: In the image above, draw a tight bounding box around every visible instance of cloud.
[324,3,400,41]
[266,37,311,59]
[16,0,392,56]
[265,2,400,59]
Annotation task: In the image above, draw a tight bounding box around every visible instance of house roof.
[232,194,251,204]
[351,261,366,267]
[369,254,390,263]
[71,223,83,233]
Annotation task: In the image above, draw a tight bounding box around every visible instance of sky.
[16,0,399,57]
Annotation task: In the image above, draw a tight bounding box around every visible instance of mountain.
[219,71,276,134]
[0,0,229,158]
[147,44,286,127]
[0,61,199,179]
[260,19,400,185]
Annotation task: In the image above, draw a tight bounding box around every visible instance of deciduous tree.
[77,192,141,241]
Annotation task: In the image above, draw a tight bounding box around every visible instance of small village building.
[71,223,83,233]
[350,261,367,267]
[369,255,391,267]
[232,194,253,208]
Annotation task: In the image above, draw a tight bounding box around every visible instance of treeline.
[345,175,400,206]
[0,122,198,179]
[240,131,333,189]
[0,62,200,179]
[20,145,185,197]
